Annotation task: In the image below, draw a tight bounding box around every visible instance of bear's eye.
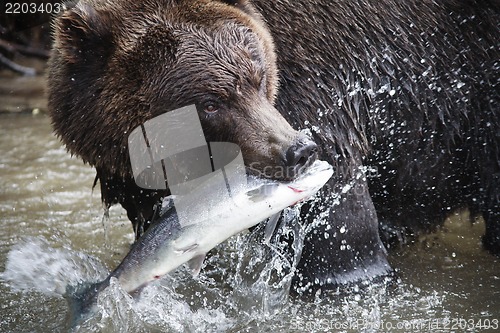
[204,103,219,114]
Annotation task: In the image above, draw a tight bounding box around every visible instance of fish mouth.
[285,160,331,188]
[294,159,332,178]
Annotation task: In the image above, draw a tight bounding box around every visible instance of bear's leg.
[292,177,392,295]
[97,169,165,239]
[482,172,500,256]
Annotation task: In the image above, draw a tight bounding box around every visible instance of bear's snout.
[284,136,318,179]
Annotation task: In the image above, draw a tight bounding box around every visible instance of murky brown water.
[0,76,499,332]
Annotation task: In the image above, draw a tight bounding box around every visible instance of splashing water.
[1,115,499,332]
[231,206,305,318]
[0,215,309,332]
[1,237,107,296]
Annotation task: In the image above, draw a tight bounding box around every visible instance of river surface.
[1,84,499,332]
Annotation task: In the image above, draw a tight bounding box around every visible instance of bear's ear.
[54,4,113,64]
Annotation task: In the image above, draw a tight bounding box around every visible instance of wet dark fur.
[48,0,499,294]
[252,0,500,291]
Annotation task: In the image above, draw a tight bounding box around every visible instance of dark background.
[0,0,61,75]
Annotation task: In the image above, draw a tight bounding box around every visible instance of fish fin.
[176,243,199,254]
[187,254,206,276]
[160,195,176,216]
[264,213,281,245]
[246,184,279,202]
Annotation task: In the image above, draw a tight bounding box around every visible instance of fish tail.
[64,278,109,327]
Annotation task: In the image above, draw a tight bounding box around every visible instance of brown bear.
[48,0,499,295]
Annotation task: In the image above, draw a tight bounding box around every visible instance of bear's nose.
[285,137,318,178]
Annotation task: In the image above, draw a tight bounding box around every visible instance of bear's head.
[48,0,317,183]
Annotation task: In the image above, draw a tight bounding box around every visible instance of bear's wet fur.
[48,0,499,294]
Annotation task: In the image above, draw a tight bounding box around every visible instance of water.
[1,112,499,332]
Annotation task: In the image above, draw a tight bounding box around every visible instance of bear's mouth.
[245,151,318,182]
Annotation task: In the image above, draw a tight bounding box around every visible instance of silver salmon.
[68,160,333,318]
